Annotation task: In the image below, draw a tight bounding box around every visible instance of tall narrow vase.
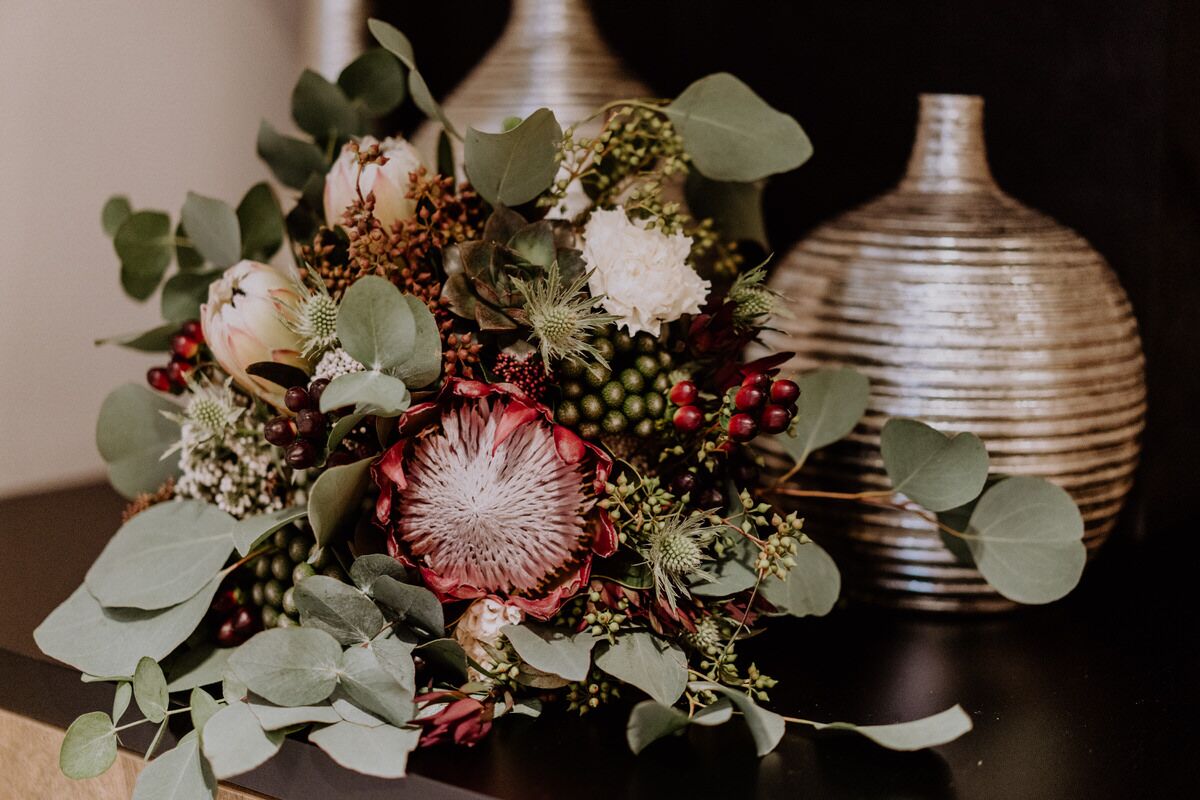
[763,94,1146,612]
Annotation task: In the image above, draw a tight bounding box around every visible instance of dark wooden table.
[2,483,1195,799]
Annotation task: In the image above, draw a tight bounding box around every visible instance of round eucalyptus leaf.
[777,368,870,471]
[964,476,1086,604]
[166,645,234,693]
[86,500,236,610]
[112,681,132,724]
[626,701,691,754]
[174,220,205,272]
[101,195,132,238]
[502,625,597,683]
[665,72,812,182]
[131,731,215,800]
[228,627,343,707]
[95,324,176,353]
[337,644,415,728]
[95,383,181,499]
[392,295,442,389]
[133,656,169,723]
[408,68,459,139]
[246,695,341,731]
[595,632,687,707]
[336,275,417,371]
[760,539,841,617]
[60,711,117,780]
[309,720,421,779]
[181,191,241,269]
[293,574,387,645]
[237,182,285,261]
[35,574,223,677]
[308,457,374,547]
[232,506,306,556]
[813,704,973,751]
[464,108,562,207]
[318,371,411,418]
[349,554,409,592]
[115,211,173,301]
[338,49,407,116]
[684,173,767,248]
[292,69,362,143]
[688,681,785,757]
[200,700,283,780]
[367,19,414,66]
[161,269,223,324]
[189,687,220,734]
[370,576,443,637]
[257,120,328,190]
[880,418,989,512]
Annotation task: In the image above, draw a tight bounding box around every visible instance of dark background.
[386,0,1200,567]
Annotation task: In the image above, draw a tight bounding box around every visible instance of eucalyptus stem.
[765,486,967,539]
[112,705,196,734]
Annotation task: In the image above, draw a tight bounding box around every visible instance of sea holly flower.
[200,260,310,409]
[324,135,426,230]
[511,260,619,367]
[373,379,616,619]
[582,207,710,337]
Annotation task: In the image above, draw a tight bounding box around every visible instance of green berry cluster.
[598,471,677,546]
[566,668,621,715]
[245,526,345,629]
[555,329,673,440]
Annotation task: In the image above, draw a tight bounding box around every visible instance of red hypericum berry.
[296,409,326,439]
[264,416,298,447]
[285,386,310,412]
[285,439,318,469]
[231,606,256,635]
[147,367,172,393]
[670,472,697,496]
[727,413,759,442]
[216,617,240,647]
[697,487,725,508]
[180,319,204,345]
[673,404,704,433]
[669,380,698,406]
[742,372,771,390]
[308,378,330,408]
[760,404,792,434]
[167,359,193,386]
[770,379,800,406]
[734,385,766,412]
[211,587,239,614]
[170,333,199,360]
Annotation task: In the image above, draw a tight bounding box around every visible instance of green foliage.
[115,211,173,300]
[337,645,415,727]
[759,539,840,617]
[236,182,285,261]
[626,698,733,754]
[777,368,871,470]
[338,49,407,116]
[368,18,459,139]
[167,646,234,693]
[501,625,597,683]
[684,173,768,248]
[812,704,973,751]
[961,476,1086,604]
[95,383,181,498]
[132,656,169,723]
[112,681,132,724]
[85,501,235,610]
[246,697,341,730]
[689,681,785,756]
[199,701,284,780]
[257,120,328,190]
[309,720,421,779]
[349,554,409,591]
[175,220,205,271]
[370,576,444,637]
[880,418,990,512]
[595,632,687,706]
[336,276,441,387]
[189,687,220,733]
[130,731,215,800]
[161,269,222,324]
[101,195,132,237]
[231,506,307,556]
[665,73,812,182]
[307,457,373,547]
[293,574,387,645]
[60,711,117,780]
[690,535,757,597]
[464,108,563,206]
[227,627,343,707]
[319,371,411,417]
[95,324,176,352]
[292,69,362,145]
[181,191,241,268]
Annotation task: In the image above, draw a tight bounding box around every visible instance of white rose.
[200,260,309,410]
[454,598,523,679]
[581,208,710,337]
[323,135,426,230]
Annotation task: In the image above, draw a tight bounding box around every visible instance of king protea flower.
[373,379,616,618]
[200,260,310,409]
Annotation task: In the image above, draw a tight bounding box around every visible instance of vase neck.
[900,94,996,193]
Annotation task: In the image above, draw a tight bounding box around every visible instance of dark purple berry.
[264,416,297,446]
[296,409,326,439]
[284,439,317,469]
[308,378,330,407]
[285,386,310,413]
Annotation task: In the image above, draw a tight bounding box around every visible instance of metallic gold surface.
[763,94,1146,612]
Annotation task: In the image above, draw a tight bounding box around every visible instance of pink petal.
[493,402,540,454]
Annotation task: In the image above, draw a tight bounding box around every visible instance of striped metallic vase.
[762,93,1146,612]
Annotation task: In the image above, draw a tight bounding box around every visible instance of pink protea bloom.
[373,379,615,618]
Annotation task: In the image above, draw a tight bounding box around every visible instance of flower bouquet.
[36,19,1089,796]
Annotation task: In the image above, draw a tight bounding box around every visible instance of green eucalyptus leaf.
[350,554,409,592]
[370,576,444,637]
[309,720,420,779]
[181,192,241,268]
[501,625,597,683]
[881,418,989,512]
[308,457,373,547]
[101,195,132,237]
[326,410,369,452]
[292,69,361,142]
[813,704,973,751]
[413,638,468,681]
[232,506,307,556]
[336,275,416,371]
[133,656,169,723]
[464,108,562,207]
[200,700,283,780]
[625,698,732,754]
[161,269,222,324]
[95,324,176,352]
[690,535,757,597]
[665,72,812,182]
[962,476,1086,604]
[684,173,768,248]
[688,681,785,756]
[595,632,687,706]
[112,681,132,724]
[59,712,117,780]
[228,627,343,707]
[237,182,285,261]
[392,295,442,389]
[338,49,407,116]
[174,221,205,272]
[189,686,220,733]
[319,371,411,418]
[257,120,328,190]
[166,645,234,693]
[85,500,236,611]
[409,69,459,139]
[366,18,414,64]
[294,575,387,645]
[144,718,170,762]
[115,211,173,301]
[35,575,223,677]
[246,695,342,730]
[130,731,215,800]
[95,383,181,499]
[330,687,386,727]
[760,539,840,617]
[222,671,247,705]
[337,644,415,727]
[777,368,870,471]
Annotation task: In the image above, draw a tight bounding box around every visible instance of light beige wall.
[0,1,305,497]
